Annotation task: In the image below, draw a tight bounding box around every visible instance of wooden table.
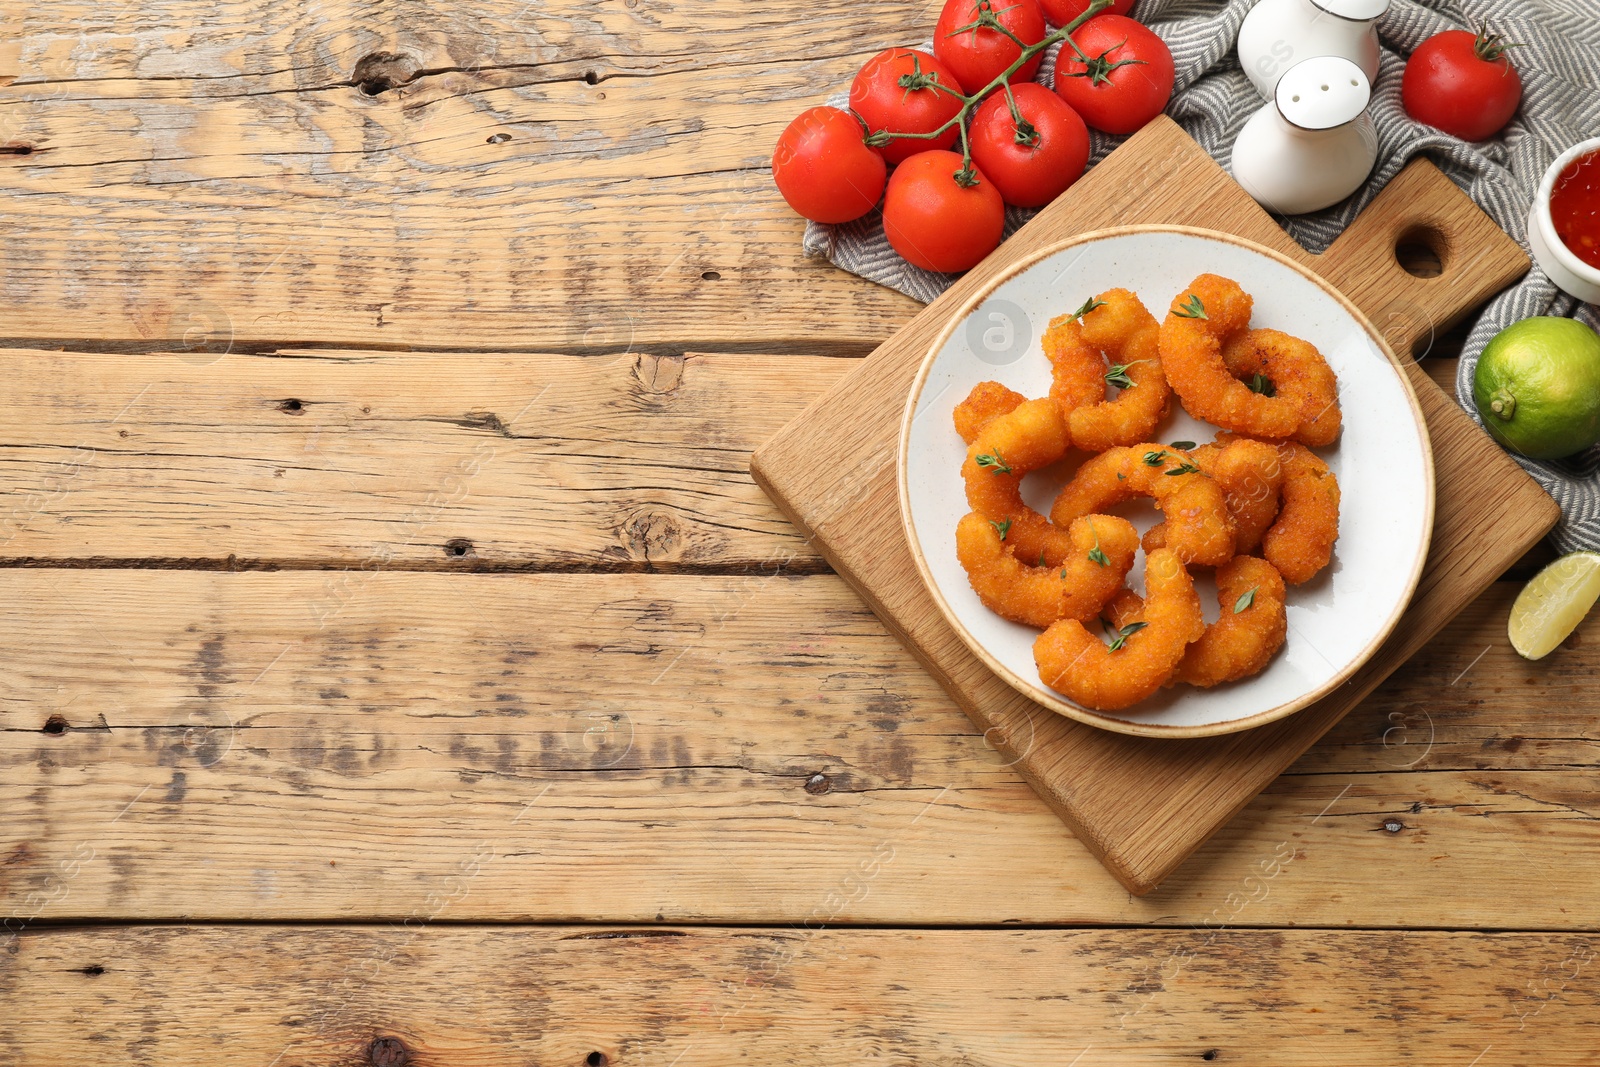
[1,2,1596,1062]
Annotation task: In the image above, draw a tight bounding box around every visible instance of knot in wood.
[352,52,420,96]
[620,510,681,565]
[368,1036,411,1066]
[632,353,684,397]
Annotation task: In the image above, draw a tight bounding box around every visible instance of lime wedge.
[1508,551,1600,660]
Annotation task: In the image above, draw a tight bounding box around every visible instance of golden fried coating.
[1050,444,1236,566]
[953,380,1027,444]
[1203,437,1286,554]
[1042,288,1171,450]
[1142,435,1287,557]
[1033,548,1206,711]
[956,512,1139,629]
[963,397,1076,567]
[1221,328,1342,447]
[1174,556,1288,687]
[1159,274,1303,440]
[1261,440,1340,585]
[1042,311,1108,414]
[1099,586,1145,630]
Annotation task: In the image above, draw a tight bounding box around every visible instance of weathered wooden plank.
[4,926,1598,1065]
[0,348,846,569]
[1301,583,1600,774]
[0,348,1494,571]
[3,570,1596,927]
[0,0,924,350]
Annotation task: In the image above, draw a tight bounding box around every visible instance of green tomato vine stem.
[862,0,1114,184]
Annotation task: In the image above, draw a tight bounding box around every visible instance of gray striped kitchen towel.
[805,0,1600,552]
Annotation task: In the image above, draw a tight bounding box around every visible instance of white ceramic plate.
[898,226,1434,738]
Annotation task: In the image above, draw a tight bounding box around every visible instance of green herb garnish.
[1104,358,1149,390]
[989,518,1012,541]
[975,449,1012,474]
[1068,296,1107,320]
[1233,587,1258,614]
[1169,440,1196,451]
[1247,373,1276,397]
[1103,620,1148,652]
[1173,294,1207,319]
[1164,462,1202,476]
[1142,450,1168,467]
[1087,523,1109,567]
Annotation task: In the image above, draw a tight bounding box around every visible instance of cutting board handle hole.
[1395,225,1448,279]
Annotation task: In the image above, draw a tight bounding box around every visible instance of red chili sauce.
[1551,148,1600,270]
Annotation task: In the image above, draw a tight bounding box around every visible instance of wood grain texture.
[751,117,1553,894]
[5,926,1599,1065]
[0,0,922,351]
[4,570,1597,927]
[0,347,844,569]
[0,344,1511,575]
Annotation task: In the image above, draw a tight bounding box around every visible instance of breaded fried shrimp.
[956,512,1139,629]
[1050,444,1236,566]
[1262,440,1340,584]
[1221,328,1342,447]
[1159,274,1303,439]
[953,380,1027,444]
[1042,309,1108,415]
[1033,548,1206,710]
[1042,288,1171,450]
[1174,556,1289,686]
[963,397,1076,567]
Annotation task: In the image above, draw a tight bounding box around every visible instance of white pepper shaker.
[1237,0,1389,98]
[1230,56,1379,215]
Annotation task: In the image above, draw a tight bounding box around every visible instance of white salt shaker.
[1236,0,1389,98]
[1230,56,1379,215]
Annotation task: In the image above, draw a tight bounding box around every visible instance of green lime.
[1508,551,1600,660]
[1473,317,1600,460]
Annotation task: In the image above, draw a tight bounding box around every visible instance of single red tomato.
[1054,13,1174,135]
[969,83,1090,207]
[1038,0,1135,27]
[848,48,965,165]
[934,0,1050,95]
[882,150,1005,272]
[1401,23,1522,142]
[771,107,887,224]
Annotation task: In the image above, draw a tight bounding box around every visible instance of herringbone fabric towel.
[804,0,1600,550]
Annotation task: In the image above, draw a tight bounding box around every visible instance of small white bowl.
[1528,135,1600,305]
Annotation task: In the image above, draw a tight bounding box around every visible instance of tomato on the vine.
[969,83,1090,207]
[848,48,965,165]
[1401,23,1522,142]
[1038,0,1134,26]
[1054,13,1174,135]
[933,0,1050,95]
[771,107,887,224]
[881,150,1005,273]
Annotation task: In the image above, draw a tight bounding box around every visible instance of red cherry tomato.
[1401,24,1522,142]
[771,107,887,224]
[1053,14,1174,135]
[882,150,1005,273]
[934,0,1050,95]
[969,83,1091,207]
[1038,0,1134,26]
[848,48,965,166]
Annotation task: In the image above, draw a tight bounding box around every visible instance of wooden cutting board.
[751,116,1558,895]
